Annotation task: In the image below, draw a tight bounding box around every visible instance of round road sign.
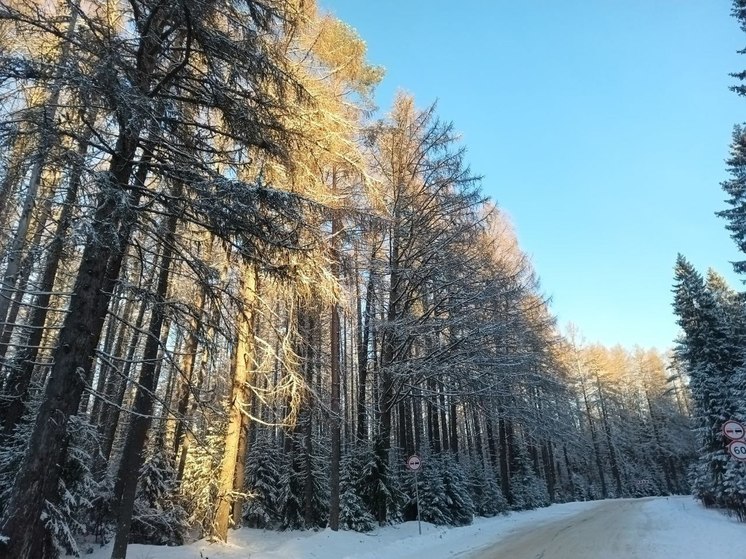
[407,454,422,471]
[723,420,746,441]
[729,440,746,461]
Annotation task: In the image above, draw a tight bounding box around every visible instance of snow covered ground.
[72,496,745,559]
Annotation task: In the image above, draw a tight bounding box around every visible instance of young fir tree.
[467,460,508,517]
[243,435,282,529]
[440,454,475,526]
[415,455,449,526]
[509,447,550,511]
[338,446,376,532]
[130,446,189,546]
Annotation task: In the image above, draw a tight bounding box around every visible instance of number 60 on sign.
[729,440,746,461]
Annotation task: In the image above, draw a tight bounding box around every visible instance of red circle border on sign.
[407,455,422,471]
[722,420,746,441]
[728,440,746,461]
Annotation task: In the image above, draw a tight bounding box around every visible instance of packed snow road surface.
[68,496,745,559]
[467,498,651,558]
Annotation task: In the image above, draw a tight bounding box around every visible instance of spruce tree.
[243,435,282,529]
[672,256,736,508]
[440,454,474,526]
[338,447,376,532]
[718,126,746,273]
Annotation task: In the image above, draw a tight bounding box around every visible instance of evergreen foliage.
[278,430,330,530]
[362,437,405,525]
[672,256,746,516]
[130,446,188,545]
[467,460,508,517]
[415,454,449,526]
[0,0,709,553]
[440,454,474,526]
[43,415,100,557]
[718,126,746,273]
[180,428,225,538]
[338,446,376,532]
[243,435,282,529]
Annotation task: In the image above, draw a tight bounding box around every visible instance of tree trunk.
[498,416,512,504]
[449,401,459,456]
[0,132,88,440]
[0,191,54,363]
[329,193,341,530]
[111,206,178,559]
[171,287,206,460]
[0,124,143,558]
[356,259,375,441]
[214,267,257,541]
[595,374,622,496]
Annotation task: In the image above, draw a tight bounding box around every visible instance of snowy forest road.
[466,498,657,559]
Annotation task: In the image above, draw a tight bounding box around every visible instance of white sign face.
[729,440,746,461]
[723,420,746,441]
[407,454,422,471]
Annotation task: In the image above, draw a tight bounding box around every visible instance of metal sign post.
[407,454,422,535]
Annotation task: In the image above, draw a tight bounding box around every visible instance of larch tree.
[0,0,327,556]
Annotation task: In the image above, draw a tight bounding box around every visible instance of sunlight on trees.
[0,1,716,558]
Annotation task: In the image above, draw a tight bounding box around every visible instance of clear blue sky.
[320,0,745,350]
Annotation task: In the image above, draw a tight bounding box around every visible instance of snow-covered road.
[70,496,746,559]
[467,498,652,558]
[467,496,744,559]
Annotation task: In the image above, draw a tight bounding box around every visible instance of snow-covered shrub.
[277,428,329,530]
[180,427,224,537]
[414,453,449,526]
[354,438,405,525]
[46,415,101,557]
[467,461,507,517]
[243,434,282,528]
[130,446,189,545]
[338,446,375,532]
[1,397,101,557]
[440,454,474,526]
[509,456,550,511]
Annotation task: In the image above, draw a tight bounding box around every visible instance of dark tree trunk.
[449,401,458,456]
[0,134,87,440]
[329,197,341,530]
[438,389,449,453]
[356,257,375,441]
[542,441,556,501]
[0,130,142,559]
[111,207,178,559]
[171,288,206,460]
[485,411,498,471]
[498,416,512,504]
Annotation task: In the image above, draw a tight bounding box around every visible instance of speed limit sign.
[729,440,746,461]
